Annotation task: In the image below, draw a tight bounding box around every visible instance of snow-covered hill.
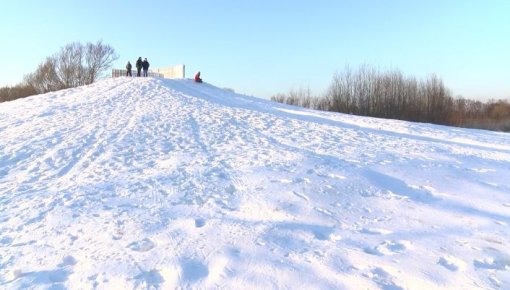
[1,77,509,289]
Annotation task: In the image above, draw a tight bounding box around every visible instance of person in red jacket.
[194,71,202,83]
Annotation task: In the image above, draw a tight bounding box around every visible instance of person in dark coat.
[194,71,202,83]
[136,57,143,77]
[126,61,132,77]
[142,58,150,77]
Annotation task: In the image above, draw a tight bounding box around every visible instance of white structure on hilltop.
[112,64,185,79]
[155,65,186,78]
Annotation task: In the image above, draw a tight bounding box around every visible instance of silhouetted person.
[142,58,150,77]
[136,57,143,77]
[126,61,132,77]
[194,71,202,83]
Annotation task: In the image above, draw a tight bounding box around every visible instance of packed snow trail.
[0,77,509,289]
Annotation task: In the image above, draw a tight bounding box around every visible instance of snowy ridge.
[0,77,509,289]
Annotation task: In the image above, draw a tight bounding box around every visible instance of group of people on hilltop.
[125,57,203,83]
[125,57,150,77]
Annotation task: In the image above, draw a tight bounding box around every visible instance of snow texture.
[0,77,509,289]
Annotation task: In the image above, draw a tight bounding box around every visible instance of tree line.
[0,40,118,103]
[271,65,510,132]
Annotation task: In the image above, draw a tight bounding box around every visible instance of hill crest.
[1,77,509,289]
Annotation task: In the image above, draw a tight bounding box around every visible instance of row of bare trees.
[272,65,510,132]
[0,40,118,102]
[0,84,37,103]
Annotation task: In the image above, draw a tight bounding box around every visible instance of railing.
[112,64,185,79]
[111,69,164,78]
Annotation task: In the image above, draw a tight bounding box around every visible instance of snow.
[0,77,509,289]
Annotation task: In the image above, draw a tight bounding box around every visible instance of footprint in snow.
[134,269,164,288]
[473,257,510,270]
[363,267,404,290]
[112,228,124,240]
[0,236,13,246]
[312,228,333,241]
[195,218,206,228]
[180,258,209,283]
[438,255,466,271]
[364,240,412,256]
[128,238,156,252]
[361,228,393,235]
[57,255,77,268]
[293,177,310,183]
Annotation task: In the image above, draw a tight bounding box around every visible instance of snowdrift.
[0,77,509,289]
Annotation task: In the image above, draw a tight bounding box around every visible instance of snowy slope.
[0,77,509,289]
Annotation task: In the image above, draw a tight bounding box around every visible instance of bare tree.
[270,64,510,131]
[25,57,62,94]
[23,40,118,94]
[57,42,84,88]
[0,83,36,102]
[84,40,117,84]
[271,93,286,103]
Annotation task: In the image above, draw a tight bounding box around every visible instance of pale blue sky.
[1,0,509,99]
